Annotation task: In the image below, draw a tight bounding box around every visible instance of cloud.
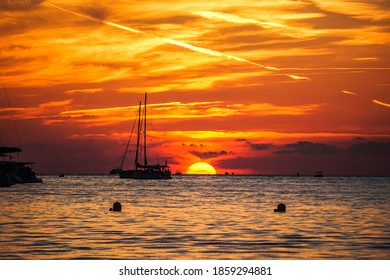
[80,4,110,21]
[0,0,44,10]
[245,141,272,151]
[57,101,322,126]
[286,75,311,80]
[342,90,357,95]
[246,103,321,116]
[59,101,233,122]
[372,99,390,108]
[192,10,322,39]
[48,3,276,71]
[0,99,73,120]
[311,0,390,21]
[68,133,109,139]
[354,57,378,62]
[275,141,339,155]
[190,150,228,159]
[64,88,104,95]
[38,99,73,108]
[48,3,310,81]
[182,143,203,147]
[347,142,390,155]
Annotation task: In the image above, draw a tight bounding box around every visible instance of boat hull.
[119,170,135,178]
[1,157,42,186]
[119,169,172,179]
[133,170,172,180]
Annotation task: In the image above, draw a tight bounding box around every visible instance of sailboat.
[119,93,172,180]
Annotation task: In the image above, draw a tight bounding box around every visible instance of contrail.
[48,2,309,80]
[372,99,390,108]
[161,38,279,71]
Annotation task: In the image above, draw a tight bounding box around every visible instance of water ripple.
[0,175,389,259]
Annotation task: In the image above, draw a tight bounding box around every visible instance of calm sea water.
[0,175,389,260]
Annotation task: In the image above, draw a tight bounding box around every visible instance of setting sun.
[186,162,217,175]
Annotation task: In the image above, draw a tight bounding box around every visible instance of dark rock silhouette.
[274,203,286,213]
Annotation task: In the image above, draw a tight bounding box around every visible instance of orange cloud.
[192,10,322,39]
[0,99,73,120]
[342,90,357,95]
[311,0,390,21]
[286,75,311,80]
[1,0,389,175]
[65,88,104,94]
[372,99,390,108]
[57,101,322,127]
[38,99,73,108]
[47,2,317,82]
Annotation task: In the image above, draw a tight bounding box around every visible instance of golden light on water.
[0,0,389,175]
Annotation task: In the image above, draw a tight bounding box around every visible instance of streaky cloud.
[47,2,99,22]
[47,2,308,80]
[372,99,390,108]
[38,99,73,108]
[189,150,228,159]
[342,90,357,95]
[311,0,390,21]
[0,0,44,10]
[80,5,109,21]
[65,88,104,94]
[161,38,279,71]
[193,11,321,39]
[103,21,145,35]
[245,142,272,151]
[286,74,311,80]
[275,141,339,155]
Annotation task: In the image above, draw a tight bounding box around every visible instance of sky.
[0,0,389,175]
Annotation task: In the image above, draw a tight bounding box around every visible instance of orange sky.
[0,0,389,175]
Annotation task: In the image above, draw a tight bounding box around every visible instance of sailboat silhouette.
[119,93,172,180]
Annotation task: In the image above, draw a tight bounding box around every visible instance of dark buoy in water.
[109,202,122,212]
[274,203,286,213]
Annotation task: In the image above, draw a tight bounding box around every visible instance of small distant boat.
[119,93,172,180]
[314,171,324,177]
[175,171,182,175]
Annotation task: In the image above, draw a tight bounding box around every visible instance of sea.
[0,175,389,260]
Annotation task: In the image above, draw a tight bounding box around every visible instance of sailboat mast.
[134,101,142,169]
[143,92,148,166]
[1,72,22,151]
[119,108,138,169]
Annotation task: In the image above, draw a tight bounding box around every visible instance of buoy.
[110,202,122,212]
[274,203,286,213]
